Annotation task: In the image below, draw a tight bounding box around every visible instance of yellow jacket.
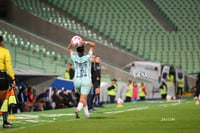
[108,84,117,96]
[64,71,70,79]
[126,84,133,97]
[0,47,15,80]
[177,78,184,88]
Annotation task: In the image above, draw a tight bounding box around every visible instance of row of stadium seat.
[1,28,113,81]
[3,32,66,61]
[0,28,68,76]
[151,0,200,73]
[13,0,115,49]
[45,0,164,42]
[12,0,200,74]
[153,0,200,33]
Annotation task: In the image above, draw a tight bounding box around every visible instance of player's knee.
[80,98,87,105]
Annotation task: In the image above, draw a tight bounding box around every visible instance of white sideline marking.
[186,101,194,103]
[15,114,38,119]
[171,103,180,106]
[25,120,41,123]
[159,104,169,107]
[104,107,149,114]
[40,113,74,117]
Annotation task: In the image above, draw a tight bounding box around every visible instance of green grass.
[1,98,200,133]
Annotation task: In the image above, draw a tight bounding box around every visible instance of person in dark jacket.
[194,73,200,102]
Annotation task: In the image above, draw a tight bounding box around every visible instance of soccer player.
[67,39,95,118]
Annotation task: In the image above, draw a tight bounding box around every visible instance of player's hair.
[76,46,85,57]
[0,36,3,42]
[128,80,132,83]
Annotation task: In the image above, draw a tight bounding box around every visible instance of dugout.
[50,77,74,91]
[14,69,58,95]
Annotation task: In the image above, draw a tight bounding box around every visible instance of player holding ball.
[67,36,95,118]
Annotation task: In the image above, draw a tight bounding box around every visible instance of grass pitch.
[1,98,200,133]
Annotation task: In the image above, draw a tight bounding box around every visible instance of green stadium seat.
[0,27,68,76]
[11,0,200,74]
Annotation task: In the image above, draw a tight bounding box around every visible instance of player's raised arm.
[80,41,95,52]
[67,43,73,53]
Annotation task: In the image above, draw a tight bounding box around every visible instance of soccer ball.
[71,35,82,47]
[117,98,124,104]
[117,98,124,107]
[166,95,171,102]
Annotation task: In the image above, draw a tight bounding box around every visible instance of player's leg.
[0,74,12,128]
[81,94,90,118]
[74,80,82,118]
[0,90,12,128]
[75,95,84,118]
[75,94,89,118]
[74,78,91,118]
[81,79,91,118]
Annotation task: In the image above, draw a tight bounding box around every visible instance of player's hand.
[79,41,85,46]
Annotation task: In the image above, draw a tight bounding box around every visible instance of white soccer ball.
[166,95,171,99]
[71,35,82,47]
[117,98,124,104]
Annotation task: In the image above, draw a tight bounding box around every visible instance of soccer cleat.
[85,114,90,119]
[89,109,97,112]
[3,121,12,128]
[75,111,80,119]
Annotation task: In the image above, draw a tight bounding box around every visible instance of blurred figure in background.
[138,82,147,101]
[51,88,65,109]
[107,79,118,103]
[35,89,52,111]
[87,54,97,112]
[194,73,200,104]
[132,81,138,102]
[94,56,102,107]
[17,87,33,112]
[176,75,184,98]
[27,86,35,111]
[27,86,35,105]
[125,80,133,102]
[64,63,74,80]
[160,81,167,100]
[59,89,75,107]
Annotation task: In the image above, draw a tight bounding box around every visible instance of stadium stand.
[0,27,68,76]
[0,0,198,101]
[43,0,199,74]
[7,0,200,76]
[152,0,200,74]
[12,0,115,48]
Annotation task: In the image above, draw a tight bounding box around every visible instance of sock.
[83,106,89,116]
[76,103,83,111]
[3,112,8,122]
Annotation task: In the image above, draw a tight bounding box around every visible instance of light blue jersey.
[71,50,93,94]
